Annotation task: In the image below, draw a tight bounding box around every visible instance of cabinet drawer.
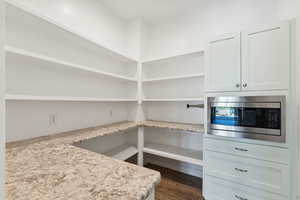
[204,138,289,164]
[204,151,289,195]
[204,175,287,200]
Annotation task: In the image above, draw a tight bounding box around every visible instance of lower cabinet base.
[145,188,155,200]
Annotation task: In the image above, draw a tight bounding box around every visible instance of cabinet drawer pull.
[235,195,248,200]
[235,168,248,173]
[234,147,248,152]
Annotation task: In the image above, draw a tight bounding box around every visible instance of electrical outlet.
[49,114,57,126]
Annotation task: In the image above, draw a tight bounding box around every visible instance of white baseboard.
[144,153,203,178]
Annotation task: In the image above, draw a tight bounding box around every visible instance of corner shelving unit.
[4,0,205,176]
[5,1,138,103]
[4,0,139,150]
[140,50,205,175]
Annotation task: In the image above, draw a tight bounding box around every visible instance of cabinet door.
[206,33,241,92]
[242,21,290,91]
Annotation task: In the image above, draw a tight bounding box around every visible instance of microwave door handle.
[240,107,244,126]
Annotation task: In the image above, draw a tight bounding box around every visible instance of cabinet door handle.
[235,195,248,200]
[235,84,240,88]
[234,147,248,152]
[235,168,248,173]
[243,83,248,88]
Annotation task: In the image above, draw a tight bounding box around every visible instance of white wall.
[296,16,300,200]
[145,102,204,124]
[277,0,300,19]
[142,0,280,60]
[0,0,4,198]
[6,101,135,142]
[125,19,143,59]
[12,0,132,57]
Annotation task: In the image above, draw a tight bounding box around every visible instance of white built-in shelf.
[5,94,138,102]
[143,98,204,102]
[143,73,204,83]
[143,143,203,166]
[5,0,138,63]
[5,46,137,82]
[104,144,138,161]
[142,50,204,64]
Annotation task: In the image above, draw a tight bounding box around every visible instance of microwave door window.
[211,107,240,126]
[211,107,281,130]
[241,109,257,127]
[240,108,281,129]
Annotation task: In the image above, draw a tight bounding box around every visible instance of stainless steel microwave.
[207,96,286,143]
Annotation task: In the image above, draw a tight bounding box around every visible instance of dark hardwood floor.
[145,164,203,200]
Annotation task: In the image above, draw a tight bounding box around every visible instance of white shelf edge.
[143,73,204,83]
[5,0,138,63]
[5,94,138,102]
[143,143,203,166]
[5,46,138,82]
[143,98,204,102]
[142,50,205,64]
[105,145,138,161]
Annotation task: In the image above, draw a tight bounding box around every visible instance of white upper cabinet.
[242,21,290,91]
[206,21,291,93]
[206,33,241,92]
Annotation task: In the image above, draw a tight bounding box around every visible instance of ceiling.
[99,0,202,23]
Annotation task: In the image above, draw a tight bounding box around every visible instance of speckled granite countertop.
[6,120,203,200]
[143,120,204,133]
[6,122,159,200]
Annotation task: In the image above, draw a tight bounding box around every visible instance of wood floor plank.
[145,164,203,200]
